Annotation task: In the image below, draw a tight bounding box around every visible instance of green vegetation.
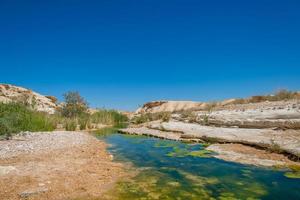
[188,149,214,158]
[180,110,198,123]
[284,165,300,179]
[94,124,127,136]
[165,145,214,158]
[131,112,171,124]
[90,109,128,125]
[284,171,300,179]
[108,169,217,200]
[0,102,55,139]
[0,91,128,139]
[58,91,128,131]
[60,91,88,118]
[64,118,77,131]
[107,167,268,200]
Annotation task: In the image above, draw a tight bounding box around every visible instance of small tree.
[61,91,88,118]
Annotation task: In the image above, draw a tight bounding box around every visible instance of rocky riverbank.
[120,99,300,167]
[0,131,127,200]
[119,122,300,167]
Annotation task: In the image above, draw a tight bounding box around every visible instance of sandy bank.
[0,131,127,200]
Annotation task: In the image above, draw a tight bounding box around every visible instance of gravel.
[0,131,91,159]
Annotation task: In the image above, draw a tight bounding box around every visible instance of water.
[95,132,300,200]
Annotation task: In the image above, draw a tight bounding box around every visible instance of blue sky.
[0,0,299,110]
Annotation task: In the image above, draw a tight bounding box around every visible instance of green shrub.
[131,114,149,124]
[78,116,89,130]
[0,118,14,139]
[0,102,56,138]
[202,115,209,125]
[64,119,77,131]
[131,112,171,124]
[60,91,88,118]
[157,112,171,122]
[90,109,128,125]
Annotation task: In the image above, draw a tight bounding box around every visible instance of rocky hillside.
[191,100,300,129]
[136,91,300,115]
[136,101,203,114]
[123,91,300,166]
[0,84,57,114]
[136,99,237,114]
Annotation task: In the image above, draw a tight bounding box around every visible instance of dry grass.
[232,90,300,105]
[131,112,171,124]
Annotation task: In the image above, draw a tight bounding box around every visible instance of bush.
[78,116,89,130]
[206,102,217,112]
[160,112,171,122]
[64,119,77,131]
[131,114,149,124]
[0,118,14,139]
[60,91,88,118]
[90,109,128,125]
[274,89,296,101]
[131,112,171,124]
[232,89,299,105]
[0,103,56,138]
[249,96,267,103]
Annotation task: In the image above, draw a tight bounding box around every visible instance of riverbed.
[96,132,300,200]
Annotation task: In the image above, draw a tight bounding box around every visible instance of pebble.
[19,187,48,198]
[0,131,91,159]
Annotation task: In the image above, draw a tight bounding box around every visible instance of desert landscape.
[1,1,300,199]
[1,84,300,199]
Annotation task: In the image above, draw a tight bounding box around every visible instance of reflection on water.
[95,133,300,200]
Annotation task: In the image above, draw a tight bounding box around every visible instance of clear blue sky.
[0,0,299,111]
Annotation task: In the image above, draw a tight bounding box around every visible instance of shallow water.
[96,133,300,200]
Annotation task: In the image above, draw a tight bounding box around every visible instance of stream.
[95,130,300,200]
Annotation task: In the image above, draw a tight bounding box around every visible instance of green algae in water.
[165,143,213,158]
[154,140,177,148]
[272,164,300,179]
[100,133,300,200]
[111,169,216,200]
[284,171,300,179]
[110,168,268,200]
[94,126,119,135]
[284,165,300,179]
[166,146,190,157]
[188,149,214,158]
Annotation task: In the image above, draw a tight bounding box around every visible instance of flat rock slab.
[119,126,300,167]
[121,121,300,158]
[149,121,300,158]
[206,144,293,167]
[119,127,182,140]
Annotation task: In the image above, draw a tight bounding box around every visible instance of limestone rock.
[0,84,57,114]
[0,166,16,176]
